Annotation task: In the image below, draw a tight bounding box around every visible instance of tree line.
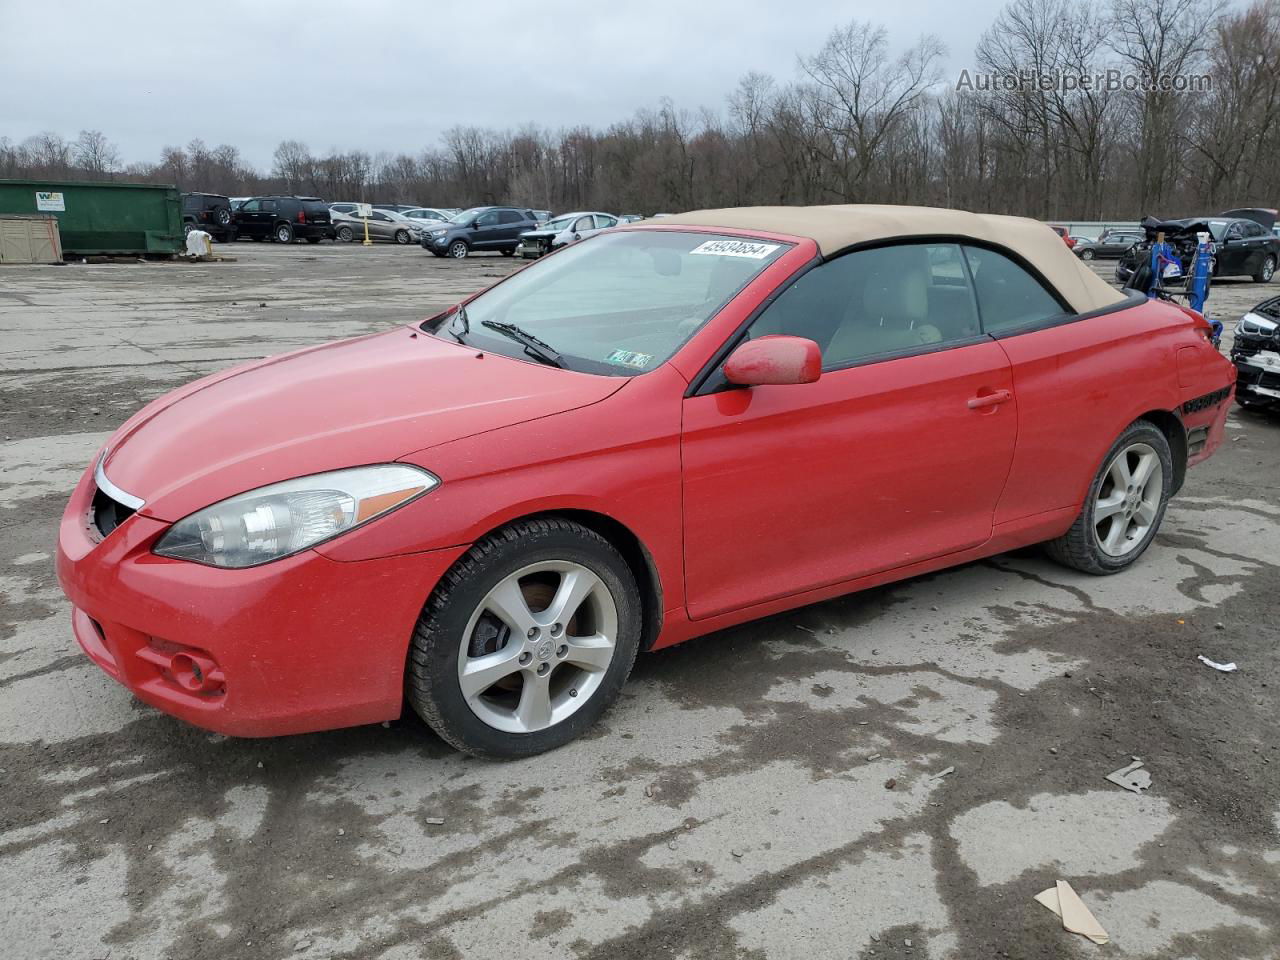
[2,0,1275,221]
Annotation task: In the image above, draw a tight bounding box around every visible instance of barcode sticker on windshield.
[689,239,781,259]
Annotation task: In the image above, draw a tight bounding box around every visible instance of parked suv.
[233,196,333,243]
[420,206,539,258]
[181,193,236,242]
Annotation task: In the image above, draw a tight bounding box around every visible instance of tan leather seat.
[825,250,940,362]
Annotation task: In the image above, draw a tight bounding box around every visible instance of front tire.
[447,240,469,259]
[336,224,354,243]
[1045,420,1173,575]
[394,229,411,245]
[1254,255,1276,283]
[274,222,294,244]
[1080,248,1096,260]
[407,518,641,759]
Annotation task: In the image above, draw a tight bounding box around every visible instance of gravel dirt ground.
[1,243,1277,960]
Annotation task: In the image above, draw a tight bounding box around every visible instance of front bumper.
[55,463,466,737]
[1234,354,1280,403]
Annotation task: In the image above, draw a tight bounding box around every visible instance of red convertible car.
[56,205,1234,758]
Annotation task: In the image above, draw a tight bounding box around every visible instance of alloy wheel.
[457,560,618,733]
[1092,441,1163,557]
[1264,257,1275,282]
[449,241,468,258]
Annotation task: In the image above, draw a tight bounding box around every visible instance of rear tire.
[500,247,514,257]
[1045,420,1174,575]
[1254,255,1276,283]
[1080,248,1095,260]
[407,518,641,759]
[336,225,354,243]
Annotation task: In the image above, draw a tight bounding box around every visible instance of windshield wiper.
[446,304,469,343]
[480,320,564,368]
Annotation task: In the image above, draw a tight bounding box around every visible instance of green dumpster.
[0,179,183,257]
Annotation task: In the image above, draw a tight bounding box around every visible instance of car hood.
[521,228,559,240]
[102,328,626,521]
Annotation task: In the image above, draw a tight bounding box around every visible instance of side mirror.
[723,335,821,387]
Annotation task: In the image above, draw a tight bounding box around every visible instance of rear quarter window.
[962,245,1068,334]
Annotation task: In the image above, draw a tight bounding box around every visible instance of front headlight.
[430,228,448,236]
[153,465,438,568]
[1239,312,1278,338]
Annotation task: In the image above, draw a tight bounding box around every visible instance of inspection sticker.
[689,239,780,259]
[606,349,653,369]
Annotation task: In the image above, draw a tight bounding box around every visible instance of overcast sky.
[2,0,1001,169]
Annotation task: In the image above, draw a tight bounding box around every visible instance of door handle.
[967,389,1012,409]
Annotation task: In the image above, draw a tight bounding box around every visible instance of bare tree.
[72,130,120,179]
[1185,0,1280,205]
[800,21,945,201]
[1108,0,1223,211]
[272,140,314,192]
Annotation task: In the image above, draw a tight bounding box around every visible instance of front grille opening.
[92,485,136,537]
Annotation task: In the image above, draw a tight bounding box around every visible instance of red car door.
[681,241,1018,621]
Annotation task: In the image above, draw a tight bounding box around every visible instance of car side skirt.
[649,505,1077,650]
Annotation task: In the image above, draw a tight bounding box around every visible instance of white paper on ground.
[1105,759,1152,794]
[1197,655,1237,672]
[1034,880,1110,945]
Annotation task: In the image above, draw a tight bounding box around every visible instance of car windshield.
[428,231,790,376]
[1205,220,1229,239]
[451,208,483,224]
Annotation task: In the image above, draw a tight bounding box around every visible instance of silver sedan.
[332,209,420,244]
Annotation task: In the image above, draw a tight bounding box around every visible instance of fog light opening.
[168,652,224,694]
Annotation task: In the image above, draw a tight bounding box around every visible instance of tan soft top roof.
[651,204,1124,314]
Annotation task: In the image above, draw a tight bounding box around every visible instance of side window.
[371,211,390,222]
[1243,221,1265,238]
[241,199,260,212]
[261,200,278,213]
[498,210,522,224]
[595,215,618,228]
[476,211,499,227]
[962,245,1065,334]
[574,216,595,233]
[1225,222,1244,240]
[744,242,981,370]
